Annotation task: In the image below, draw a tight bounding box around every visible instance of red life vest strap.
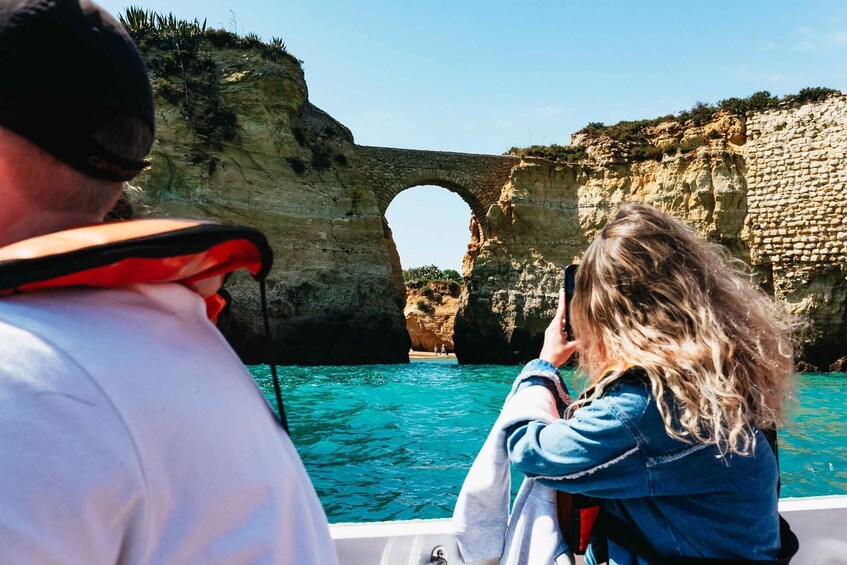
[0,219,273,322]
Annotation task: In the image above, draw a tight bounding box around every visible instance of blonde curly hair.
[569,202,798,455]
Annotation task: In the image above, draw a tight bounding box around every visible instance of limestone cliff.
[123,15,846,369]
[130,33,410,364]
[404,282,461,352]
[456,95,847,370]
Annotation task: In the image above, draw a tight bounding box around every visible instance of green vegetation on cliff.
[506,144,587,164]
[120,8,294,63]
[579,88,839,138]
[119,8,299,147]
[411,280,462,315]
[402,265,464,286]
[508,87,840,164]
[416,299,435,314]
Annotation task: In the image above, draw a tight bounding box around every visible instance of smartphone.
[563,264,578,341]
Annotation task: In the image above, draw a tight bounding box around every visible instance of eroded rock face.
[457,95,847,370]
[456,149,750,363]
[129,34,845,370]
[133,45,410,364]
[403,281,462,352]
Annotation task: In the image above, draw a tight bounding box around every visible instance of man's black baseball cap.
[0,0,154,181]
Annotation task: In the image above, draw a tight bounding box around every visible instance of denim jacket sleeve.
[506,362,650,499]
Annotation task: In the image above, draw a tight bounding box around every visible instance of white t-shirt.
[0,283,339,564]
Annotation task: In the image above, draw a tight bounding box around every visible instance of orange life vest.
[0,219,288,432]
[0,218,272,323]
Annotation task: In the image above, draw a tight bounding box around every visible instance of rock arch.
[355,145,520,233]
[383,168,481,218]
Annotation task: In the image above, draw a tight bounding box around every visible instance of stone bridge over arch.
[355,145,521,229]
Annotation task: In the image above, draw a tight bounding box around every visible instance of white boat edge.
[330,495,847,564]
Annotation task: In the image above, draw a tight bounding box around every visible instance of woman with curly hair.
[504,202,799,563]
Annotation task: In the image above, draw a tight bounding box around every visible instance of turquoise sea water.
[249,361,847,524]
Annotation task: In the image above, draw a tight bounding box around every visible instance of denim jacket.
[507,360,781,564]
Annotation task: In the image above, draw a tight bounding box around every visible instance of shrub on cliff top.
[119,7,294,64]
[577,87,839,141]
[120,8,207,53]
[403,265,443,282]
[119,7,299,147]
[513,87,840,165]
[442,269,463,282]
[784,87,841,106]
[403,265,464,285]
[677,101,722,126]
[506,144,587,163]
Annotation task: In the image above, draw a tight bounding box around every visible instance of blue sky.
[100,0,847,271]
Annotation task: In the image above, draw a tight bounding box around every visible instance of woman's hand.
[539,288,579,367]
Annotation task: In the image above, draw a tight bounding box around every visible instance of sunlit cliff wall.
[404,281,462,352]
[456,95,847,370]
[745,98,847,370]
[132,43,410,364]
[127,22,845,369]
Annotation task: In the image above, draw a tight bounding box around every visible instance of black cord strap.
[260,279,289,434]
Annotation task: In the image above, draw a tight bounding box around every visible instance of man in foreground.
[0,1,338,562]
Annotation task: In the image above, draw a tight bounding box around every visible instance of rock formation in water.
[456,95,847,371]
[129,24,410,364]
[123,15,845,370]
[404,281,461,352]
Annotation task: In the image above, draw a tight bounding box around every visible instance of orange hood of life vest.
[0,219,274,322]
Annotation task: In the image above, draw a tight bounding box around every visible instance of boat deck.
[330,495,847,564]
